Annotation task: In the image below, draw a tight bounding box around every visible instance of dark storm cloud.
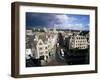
[26,13,61,28]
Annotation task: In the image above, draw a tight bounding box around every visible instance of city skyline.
[26,12,90,31]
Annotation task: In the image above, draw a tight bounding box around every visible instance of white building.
[85,32,90,45]
[26,30,33,35]
[32,31,58,61]
[69,35,88,49]
[36,39,49,61]
[26,49,33,59]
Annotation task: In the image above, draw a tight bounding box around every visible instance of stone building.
[69,35,88,49]
[32,31,58,62]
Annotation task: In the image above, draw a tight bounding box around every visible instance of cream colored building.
[69,35,88,49]
[26,30,33,35]
[32,31,58,61]
[26,28,58,62]
[36,39,49,60]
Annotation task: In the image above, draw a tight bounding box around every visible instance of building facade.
[26,30,33,35]
[69,35,88,49]
[31,31,58,62]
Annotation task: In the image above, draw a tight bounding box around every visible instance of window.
[46,56,48,59]
[39,47,43,50]
[39,42,43,45]
[72,37,74,39]
[40,52,44,55]
[45,47,48,49]
[45,51,48,54]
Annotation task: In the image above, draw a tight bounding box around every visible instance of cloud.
[26,13,89,30]
[55,15,69,23]
[54,23,89,30]
[54,14,89,30]
[55,14,77,24]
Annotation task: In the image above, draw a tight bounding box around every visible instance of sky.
[26,12,90,31]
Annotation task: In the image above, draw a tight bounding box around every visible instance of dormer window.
[45,47,48,49]
[39,42,42,45]
[39,47,42,50]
